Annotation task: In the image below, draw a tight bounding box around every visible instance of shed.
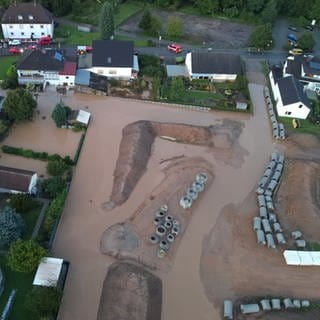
[223,300,233,319]
[240,304,260,314]
[236,94,248,110]
[33,257,66,287]
[68,109,91,126]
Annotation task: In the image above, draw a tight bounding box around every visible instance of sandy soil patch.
[120,10,252,48]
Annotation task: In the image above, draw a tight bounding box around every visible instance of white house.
[1,2,54,40]
[269,70,311,119]
[0,165,38,194]
[79,40,139,80]
[17,49,76,87]
[185,52,242,81]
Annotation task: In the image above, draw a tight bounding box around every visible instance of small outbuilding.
[68,109,91,127]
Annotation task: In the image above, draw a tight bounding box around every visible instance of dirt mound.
[96,261,162,320]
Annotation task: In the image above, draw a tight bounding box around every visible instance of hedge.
[73,133,85,165]
[1,145,74,165]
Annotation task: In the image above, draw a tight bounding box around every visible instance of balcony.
[18,75,44,85]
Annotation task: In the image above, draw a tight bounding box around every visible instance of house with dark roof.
[0,165,38,194]
[185,52,242,81]
[1,2,53,40]
[78,40,139,80]
[269,70,311,119]
[17,49,76,87]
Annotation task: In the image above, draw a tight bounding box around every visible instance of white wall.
[28,173,38,194]
[191,73,237,82]
[276,97,310,119]
[301,64,320,81]
[59,75,75,86]
[185,52,192,77]
[88,66,132,79]
[2,22,53,39]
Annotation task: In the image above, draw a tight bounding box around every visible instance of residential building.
[0,165,38,194]
[185,52,242,81]
[17,49,76,87]
[78,40,139,80]
[1,2,54,40]
[269,69,311,119]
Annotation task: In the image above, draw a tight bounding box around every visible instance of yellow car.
[289,48,303,55]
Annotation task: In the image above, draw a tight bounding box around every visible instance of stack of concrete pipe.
[291,230,306,248]
[224,298,311,317]
[264,87,285,140]
[149,204,181,257]
[179,172,208,209]
[253,152,286,249]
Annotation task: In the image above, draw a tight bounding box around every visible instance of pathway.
[31,198,50,239]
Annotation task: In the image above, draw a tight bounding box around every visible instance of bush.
[73,133,85,164]
[47,159,68,176]
[9,194,38,213]
[0,206,25,247]
[41,177,66,198]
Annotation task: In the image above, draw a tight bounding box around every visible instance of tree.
[9,194,38,213]
[51,103,68,127]
[261,0,278,24]
[169,77,185,101]
[7,239,47,273]
[3,88,37,122]
[139,9,152,30]
[0,207,25,247]
[42,177,66,198]
[100,1,114,40]
[148,15,162,37]
[194,0,219,15]
[47,159,68,176]
[298,33,316,51]
[25,286,62,319]
[1,64,18,89]
[249,24,273,50]
[51,0,73,16]
[246,0,265,13]
[166,16,183,40]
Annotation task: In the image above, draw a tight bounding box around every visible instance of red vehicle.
[27,44,38,50]
[9,47,23,54]
[167,43,183,53]
[38,36,52,46]
[77,45,93,55]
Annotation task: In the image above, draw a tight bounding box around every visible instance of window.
[28,15,34,20]
[298,104,303,108]
[18,15,23,20]
[109,70,117,75]
[10,32,14,36]
[66,76,69,79]
[41,32,45,36]
[40,25,44,28]
[285,111,292,115]
[21,32,24,36]
[9,25,13,29]
[30,25,34,29]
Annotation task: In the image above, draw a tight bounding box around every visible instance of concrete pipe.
[156,225,167,237]
[262,219,272,233]
[269,213,277,223]
[264,190,272,197]
[160,204,168,212]
[272,171,281,182]
[256,187,264,195]
[259,207,268,219]
[223,300,233,320]
[256,230,266,245]
[149,234,160,244]
[267,160,276,170]
[263,168,272,178]
[301,300,310,307]
[165,215,173,222]
[155,210,166,218]
[291,230,302,239]
[271,152,279,162]
[278,154,285,164]
[171,226,180,236]
[187,187,198,200]
[164,221,172,229]
[157,249,166,258]
[276,232,286,244]
[240,304,260,314]
[267,180,277,193]
[159,240,170,251]
[273,222,282,233]
[266,201,275,211]
[172,219,180,227]
[266,233,276,249]
[153,217,162,226]
[270,115,277,123]
[271,299,281,310]
[293,300,301,308]
[167,233,175,243]
[258,176,268,188]
[257,195,266,207]
[283,298,294,309]
[196,172,208,184]
[273,128,279,139]
[253,217,262,231]
[179,195,193,209]
[295,239,306,248]
[192,181,205,193]
[275,163,283,173]
[260,299,271,311]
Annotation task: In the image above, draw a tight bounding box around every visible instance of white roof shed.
[33,257,64,287]
[76,110,91,125]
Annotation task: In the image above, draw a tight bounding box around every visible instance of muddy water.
[52,85,274,320]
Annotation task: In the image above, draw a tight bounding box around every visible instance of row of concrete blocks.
[224,298,310,319]
[264,87,286,140]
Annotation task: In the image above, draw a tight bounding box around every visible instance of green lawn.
[0,56,19,80]
[115,1,143,27]
[22,205,42,240]
[279,117,320,136]
[0,254,35,320]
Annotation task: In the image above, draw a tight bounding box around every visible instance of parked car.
[289,48,303,55]
[167,43,183,53]
[305,25,314,31]
[288,26,298,32]
[38,36,52,45]
[77,45,93,55]
[9,47,23,54]
[27,44,38,50]
[8,39,21,46]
